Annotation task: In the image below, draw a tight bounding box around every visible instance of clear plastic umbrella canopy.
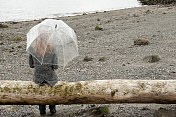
[26,19,79,67]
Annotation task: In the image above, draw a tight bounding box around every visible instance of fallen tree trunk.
[0,80,176,105]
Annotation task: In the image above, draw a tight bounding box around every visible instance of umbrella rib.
[54,31,66,67]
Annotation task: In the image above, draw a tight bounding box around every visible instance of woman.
[29,34,58,115]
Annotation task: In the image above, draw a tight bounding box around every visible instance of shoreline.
[1,5,176,117]
[1,4,174,24]
[2,0,176,23]
[0,6,143,23]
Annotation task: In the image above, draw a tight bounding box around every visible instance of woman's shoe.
[39,105,46,115]
[40,110,46,115]
[49,105,56,114]
[50,109,56,114]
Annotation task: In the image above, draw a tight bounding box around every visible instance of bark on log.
[0,80,176,105]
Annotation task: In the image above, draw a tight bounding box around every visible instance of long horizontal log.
[0,80,176,105]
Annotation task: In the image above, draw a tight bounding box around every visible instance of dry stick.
[0,79,176,105]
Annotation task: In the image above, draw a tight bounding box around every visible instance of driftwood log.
[0,80,176,105]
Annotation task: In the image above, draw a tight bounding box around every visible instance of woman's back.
[29,50,58,87]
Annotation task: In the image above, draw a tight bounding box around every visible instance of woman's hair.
[35,33,52,58]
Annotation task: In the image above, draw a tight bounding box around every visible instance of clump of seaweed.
[95,26,103,31]
[8,36,22,41]
[100,107,109,114]
[0,24,8,28]
[85,106,109,116]
[143,55,160,63]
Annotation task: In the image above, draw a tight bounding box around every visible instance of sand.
[0,5,176,117]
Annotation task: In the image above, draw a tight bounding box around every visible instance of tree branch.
[0,80,176,105]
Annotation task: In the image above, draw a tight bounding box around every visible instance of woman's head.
[35,33,52,58]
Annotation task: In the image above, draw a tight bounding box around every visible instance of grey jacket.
[29,53,58,87]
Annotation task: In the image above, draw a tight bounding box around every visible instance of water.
[0,0,141,22]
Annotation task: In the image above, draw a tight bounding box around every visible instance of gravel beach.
[0,5,176,117]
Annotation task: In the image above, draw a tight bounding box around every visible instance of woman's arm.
[29,54,34,68]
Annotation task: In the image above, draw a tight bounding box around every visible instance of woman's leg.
[49,105,56,114]
[39,105,46,115]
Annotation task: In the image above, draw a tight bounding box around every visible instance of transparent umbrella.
[26,19,79,67]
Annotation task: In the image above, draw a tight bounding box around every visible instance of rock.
[170,71,176,73]
[83,56,93,62]
[17,46,22,48]
[97,18,100,21]
[122,64,126,66]
[9,50,15,53]
[99,57,107,62]
[0,41,4,45]
[141,107,149,110]
[134,38,149,46]
[10,22,19,24]
[89,104,96,108]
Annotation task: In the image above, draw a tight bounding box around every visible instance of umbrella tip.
[55,25,57,29]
